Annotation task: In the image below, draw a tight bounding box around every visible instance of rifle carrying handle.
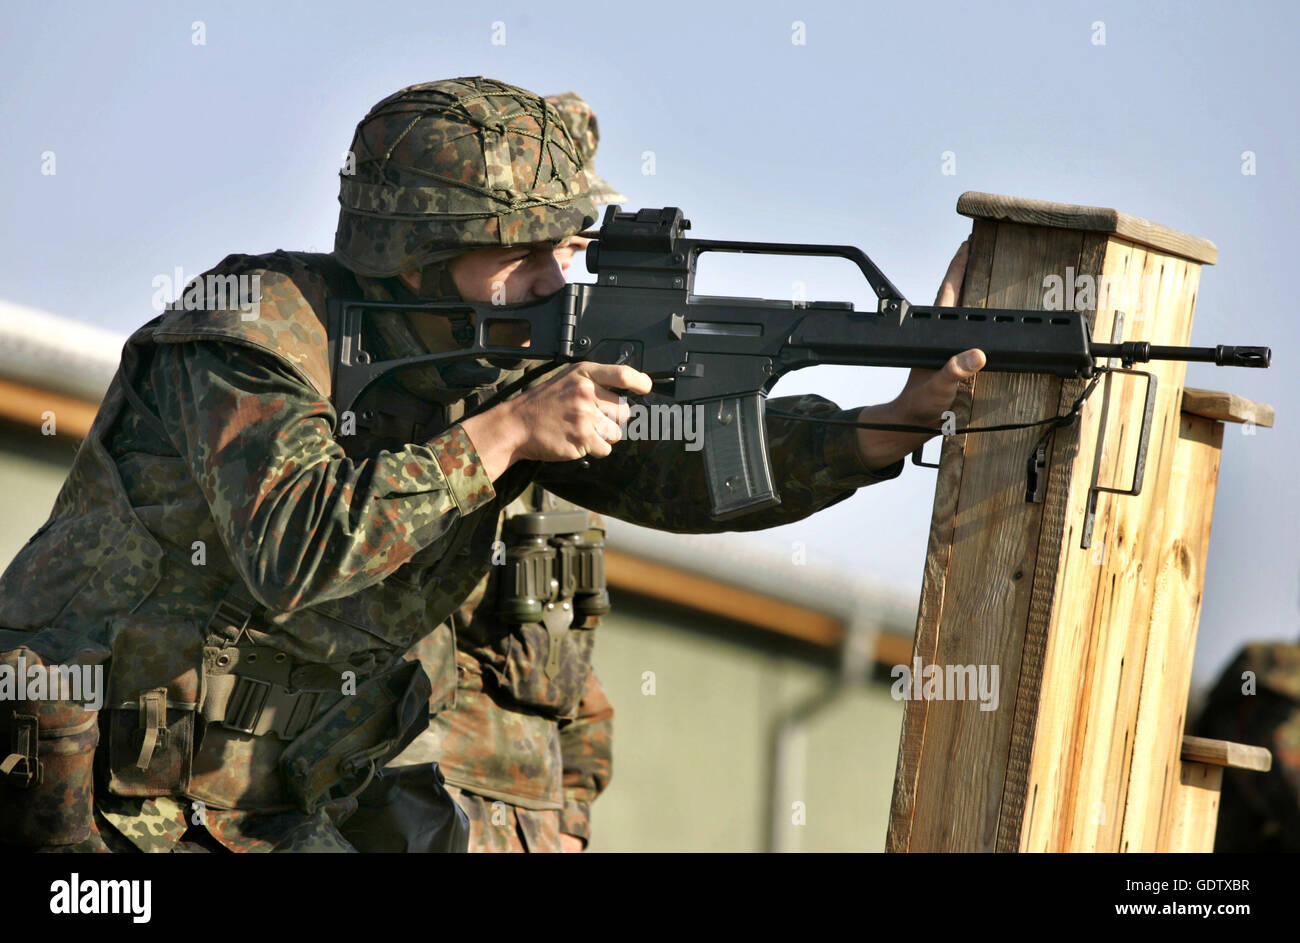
[701,393,781,520]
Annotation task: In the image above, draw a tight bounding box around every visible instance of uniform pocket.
[102,615,203,797]
[0,634,108,846]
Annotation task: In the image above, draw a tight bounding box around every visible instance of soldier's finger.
[584,420,616,458]
[944,348,986,380]
[594,396,630,427]
[935,239,970,307]
[581,363,653,396]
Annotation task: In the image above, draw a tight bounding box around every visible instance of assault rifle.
[328,206,1270,521]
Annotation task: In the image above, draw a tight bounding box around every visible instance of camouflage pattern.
[443,783,563,853]
[96,795,188,853]
[335,77,598,277]
[1191,642,1300,852]
[0,638,105,846]
[545,92,627,205]
[200,799,359,852]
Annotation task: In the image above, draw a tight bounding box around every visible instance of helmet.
[544,92,627,205]
[334,77,598,278]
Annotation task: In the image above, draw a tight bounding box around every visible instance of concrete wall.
[588,600,903,852]
[0,423,74,566]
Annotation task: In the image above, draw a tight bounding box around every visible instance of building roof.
[0,299,123,402]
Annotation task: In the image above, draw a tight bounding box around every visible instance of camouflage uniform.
[0,78,903,852]
[1191,643,1300,852]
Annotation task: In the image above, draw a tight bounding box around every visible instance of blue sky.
[1,0,1295,685]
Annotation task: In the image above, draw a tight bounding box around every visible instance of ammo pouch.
[0,631,108,846]
[484,509,609,718]
[103,616,204,797]
[279,657,432,815]
[339,761,469,853]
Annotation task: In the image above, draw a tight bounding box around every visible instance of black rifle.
[328,206,1270,521]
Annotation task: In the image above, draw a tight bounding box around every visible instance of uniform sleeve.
[558,667,614,845]
[151,340,496,611]
[538,392,902,532]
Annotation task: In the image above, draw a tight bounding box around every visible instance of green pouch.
[102,615,204,797]
[0,631,109,846]
[279,658,431,815]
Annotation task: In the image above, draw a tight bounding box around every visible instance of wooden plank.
[1160,761,1223,853]
[899,222,1083,852]
[1180,388,1275,427]
[0,377,98,439]
[996,231,1110,852]
[1018,240,1144,851]
[957,191,1218,264]
[1058,243,1199,851]
[1121,412,1221,852]
[1019,239,1204,851]
[885,218,994,853]
[1180,735,1273,771]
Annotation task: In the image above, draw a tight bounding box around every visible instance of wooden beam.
[957,191,1218,264]
[1181,388,1275,427]
[1159,761,1223,852]
[1180,735,1273,771]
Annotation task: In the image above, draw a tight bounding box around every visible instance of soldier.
[0,76,982,852]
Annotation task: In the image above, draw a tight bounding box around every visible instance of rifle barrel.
[1090,342,1271,368]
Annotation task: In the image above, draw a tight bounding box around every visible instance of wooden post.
[887,192,1272,852]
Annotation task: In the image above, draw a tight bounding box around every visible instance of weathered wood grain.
[1180,388,1275,427]
[1180,735,1273,772]
[958,191,1218,264]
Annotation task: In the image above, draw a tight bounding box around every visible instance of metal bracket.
[1081,366,1158,549]
[910,443,941,469]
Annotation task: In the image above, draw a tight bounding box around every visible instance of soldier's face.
[447,240,577,304]
[399,236,591,351]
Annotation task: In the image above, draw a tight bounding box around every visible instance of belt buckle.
[222,675,271,735]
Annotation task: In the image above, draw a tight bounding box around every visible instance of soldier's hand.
[852,241,986,471]
[461,362,651,480]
